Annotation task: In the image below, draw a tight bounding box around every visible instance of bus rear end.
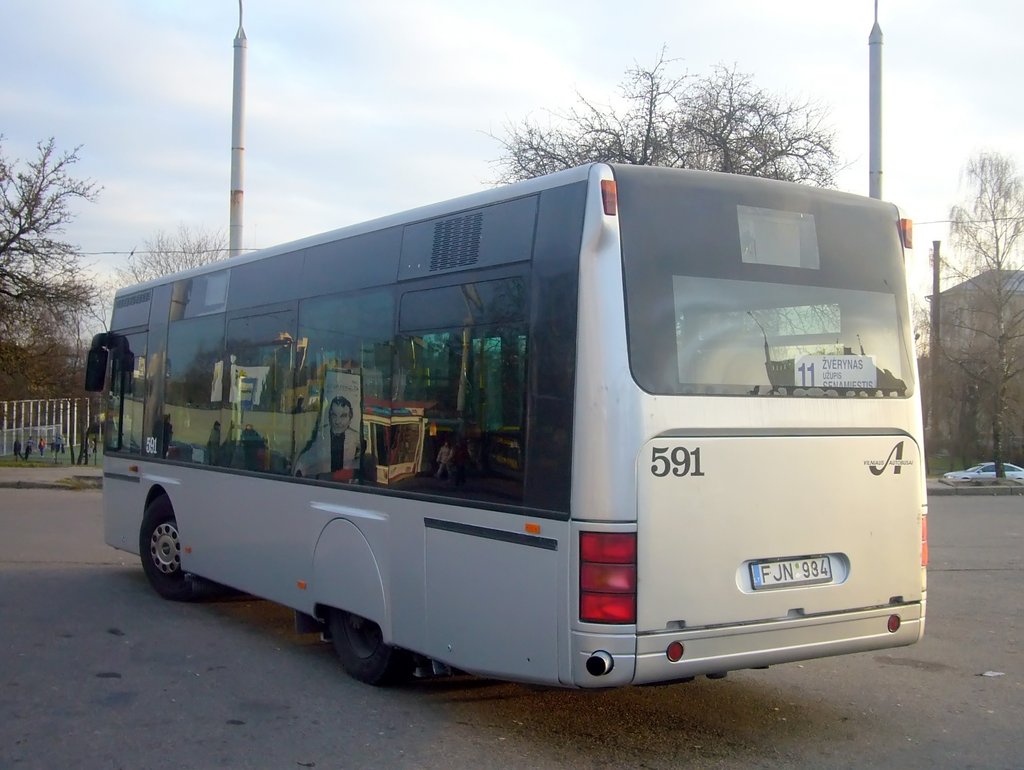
[569,164,925,687]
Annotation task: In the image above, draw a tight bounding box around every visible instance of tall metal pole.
[930,241,941,440]
[868,0,883,199]
[229,1,247,257]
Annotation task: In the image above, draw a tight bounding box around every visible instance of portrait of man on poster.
[293,370,361,481]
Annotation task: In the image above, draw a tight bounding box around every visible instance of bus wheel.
[328,609,411,686]
[138,495,195,602]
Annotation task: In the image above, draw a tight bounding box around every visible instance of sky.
[3,0,1022,303]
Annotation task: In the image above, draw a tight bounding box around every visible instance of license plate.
[750,555,833,590]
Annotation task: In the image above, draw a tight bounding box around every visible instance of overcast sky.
[3,0,1022,300]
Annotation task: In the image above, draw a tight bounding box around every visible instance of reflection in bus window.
[672,277,908,396]
[164,316,224,463]
[394,277,528,503]
[296,290,393,484]
[104,332,147,454]
[223,311,296,473]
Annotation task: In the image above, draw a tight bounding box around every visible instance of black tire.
[139,495,195,601]
[328,609,411,686]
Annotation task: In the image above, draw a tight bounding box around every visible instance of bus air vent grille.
[430,212,483,271]
[114,290,152,309]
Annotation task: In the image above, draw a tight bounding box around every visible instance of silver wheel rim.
[150,522,180,575]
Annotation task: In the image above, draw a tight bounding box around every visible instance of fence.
[1,399,97,461]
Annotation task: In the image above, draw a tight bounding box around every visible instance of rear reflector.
[666,641,685,662]
[921,515,929,567]
[580,532,637,624]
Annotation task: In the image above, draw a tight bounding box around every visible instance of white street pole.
[868,0,883,199]
[229,1,247,257]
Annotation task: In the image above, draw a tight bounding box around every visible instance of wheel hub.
[344,614,383,659]
[150,522,180,574]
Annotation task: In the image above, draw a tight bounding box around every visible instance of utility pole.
[929,240,941,451]
[229,0,247,257]
[868,0,883,199]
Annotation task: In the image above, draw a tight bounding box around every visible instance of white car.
[942,462,1024,481]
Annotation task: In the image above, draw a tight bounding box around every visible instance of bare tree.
[0,136,99,399]
[114,224,228,287]
[683,65,838,186]
[941,152,1024,474]
[492,50,839,186]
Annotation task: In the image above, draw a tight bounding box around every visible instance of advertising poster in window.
[293,369,362,480]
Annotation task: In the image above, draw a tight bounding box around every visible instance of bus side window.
[296,289,394,484]
[223,310,297,474]
[395,277,528,503]
[103,332,148,455]
[165,315,226,465]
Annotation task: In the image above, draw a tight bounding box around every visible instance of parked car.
[942,462,1024,481]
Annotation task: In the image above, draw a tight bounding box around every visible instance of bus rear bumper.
[632,604,923,685]
[571,604,923,687]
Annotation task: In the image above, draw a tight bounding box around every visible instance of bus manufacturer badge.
[865,441,912,476]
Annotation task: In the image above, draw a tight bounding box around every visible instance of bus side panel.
[102,456,149,555]
[166,469,338,613]
[423,522,561,684]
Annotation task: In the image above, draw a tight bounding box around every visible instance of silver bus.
[86,163,926,687]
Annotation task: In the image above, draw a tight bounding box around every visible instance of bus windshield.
[615,166,915,397]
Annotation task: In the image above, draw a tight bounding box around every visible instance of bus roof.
[113,164,596,299]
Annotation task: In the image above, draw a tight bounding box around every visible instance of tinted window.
[164,316,225,463]
[296,290,394,484]
[222,311,296,473]
[615,165,915,398]
[103,332,147,454]
[394,277,528,503]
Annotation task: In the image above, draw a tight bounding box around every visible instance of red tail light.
[580,532,636,563]
[580,532,636,624]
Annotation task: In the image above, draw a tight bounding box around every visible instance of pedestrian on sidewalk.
[13,438,21,460]
[24,437,34,460]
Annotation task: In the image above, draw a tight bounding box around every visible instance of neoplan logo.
[866,441,912,476]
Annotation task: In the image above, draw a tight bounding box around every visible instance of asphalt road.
[0,488,1021,769]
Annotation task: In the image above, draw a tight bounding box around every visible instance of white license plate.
[750,555,833,590]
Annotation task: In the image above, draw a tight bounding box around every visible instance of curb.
[0,478,103,490]
[927,484,1024,496]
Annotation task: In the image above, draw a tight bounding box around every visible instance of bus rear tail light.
[579,532,636,624]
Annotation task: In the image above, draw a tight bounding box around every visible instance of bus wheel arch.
[312,518,389,630]
[138,490,196,602]
[313,518,409,684]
